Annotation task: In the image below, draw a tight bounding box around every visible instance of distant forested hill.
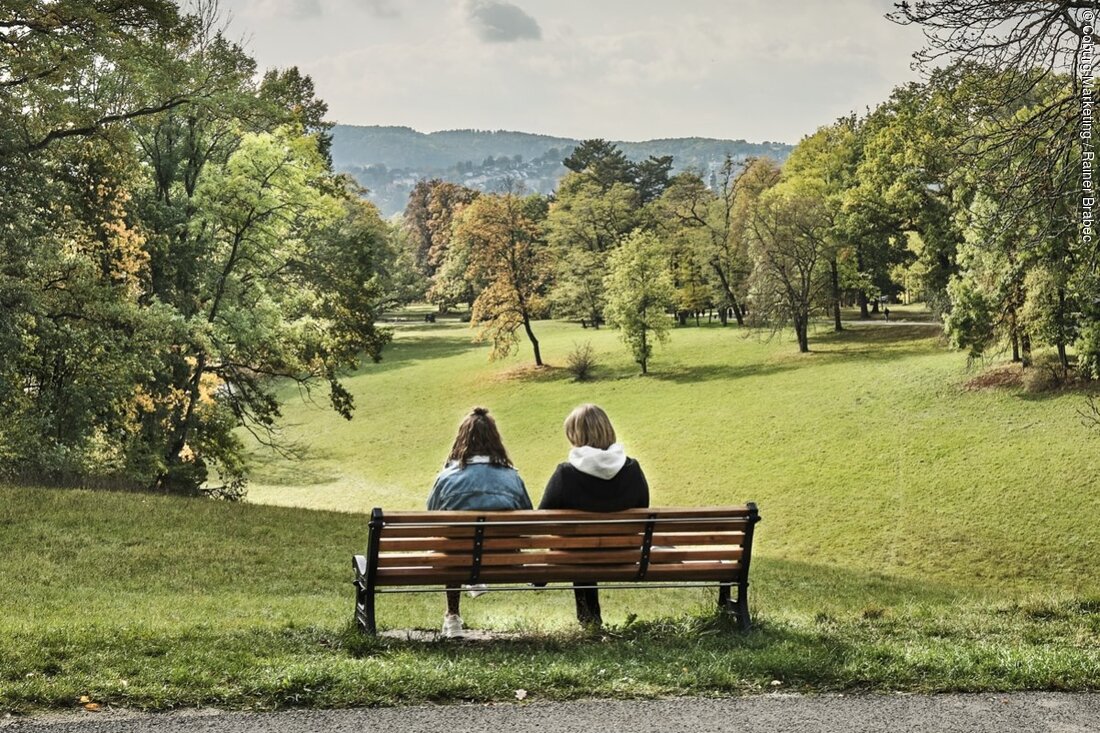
[331,125,792,217]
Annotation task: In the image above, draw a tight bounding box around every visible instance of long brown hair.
[447,407,513,467]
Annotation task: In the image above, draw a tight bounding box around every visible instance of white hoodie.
[568,442,628,480]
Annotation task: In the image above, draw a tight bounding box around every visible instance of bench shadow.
[344,556,967,659]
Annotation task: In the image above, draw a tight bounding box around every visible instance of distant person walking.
[884,306,891,321]
[539,404,649,627]
[428,407,532,637]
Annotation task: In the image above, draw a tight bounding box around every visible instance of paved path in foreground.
[3,694,1099,733]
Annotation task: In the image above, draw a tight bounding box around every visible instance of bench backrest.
[365,505,760,587]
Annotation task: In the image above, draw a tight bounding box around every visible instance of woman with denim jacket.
[427,407,531,636]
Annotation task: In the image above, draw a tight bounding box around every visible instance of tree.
[0,0,198,486]
[456,193,552,366]
[545,172,639,327]
[634,154,674,203]
[154,126,380,493]
[562,139,634,191]
[0,0,194,157]
[944,192,1030,363]
[841,78,967,316]
[0,3,393,495]
[659,156,779,326]
[748,171,833,353]
[402,179,479,303]
[783,120,861,331]
[604,230,676,374]
[891,3,1097,374]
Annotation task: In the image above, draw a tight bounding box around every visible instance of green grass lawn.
[250,313,1100,593]
[2,314,1099,713]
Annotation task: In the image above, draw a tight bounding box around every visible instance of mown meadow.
[2,311,1099,713]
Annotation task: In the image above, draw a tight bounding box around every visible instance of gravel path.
[4,693,1099,733]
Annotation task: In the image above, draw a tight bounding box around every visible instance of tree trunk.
[640,328,649,374]
[1008,307,1021,362]
[1021,333,1032,368]
[710,263,745,325]
[677,310,688,326]
[718,307,728,326]
[795,317,809,353]
[1057,286,1069,373]
[522,315,543,366]
[830,258,843,332]
[871,299,880,314]
[156,352,207,493]
[731,299,745,326]
[856,247,869,319]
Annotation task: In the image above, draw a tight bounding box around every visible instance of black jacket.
[538,458,649,511]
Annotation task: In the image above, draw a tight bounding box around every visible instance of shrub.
[565,341,598,381]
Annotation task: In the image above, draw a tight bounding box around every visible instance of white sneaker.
[464,583,488,598]
[441,613,464,638]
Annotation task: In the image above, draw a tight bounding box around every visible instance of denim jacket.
[426,457,533,511]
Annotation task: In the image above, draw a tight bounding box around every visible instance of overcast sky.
[215,0,927,144]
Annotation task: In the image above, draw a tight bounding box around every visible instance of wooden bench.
[352,504,761,634]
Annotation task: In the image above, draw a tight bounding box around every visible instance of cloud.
[464,0,541,43]
[242,0,322,19]
[362,0,400,18]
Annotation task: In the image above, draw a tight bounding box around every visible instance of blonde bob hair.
[563,404,617,450]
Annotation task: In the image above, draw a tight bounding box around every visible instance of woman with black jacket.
[539,404,649,626]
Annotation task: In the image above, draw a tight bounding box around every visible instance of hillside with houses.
[331,125,793,216]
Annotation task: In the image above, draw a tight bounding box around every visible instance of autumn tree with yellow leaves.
[454,193,552,367]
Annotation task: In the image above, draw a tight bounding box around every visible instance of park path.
[3,693,1099,733]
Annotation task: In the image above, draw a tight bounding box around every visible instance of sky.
[215,0,928,145]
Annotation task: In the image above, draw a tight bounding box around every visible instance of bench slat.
[377,548,646,568]
[377,519,749,539]
[379,507,756,524]
[651,532,746,545]
[379,535,643,552]
[377,523,649,539]
[375,561,741,585]
[378,532,746,553]
[377,547,744,569]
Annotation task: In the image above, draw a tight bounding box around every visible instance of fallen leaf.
[78,696,91,704]
[514,689,528,700]
[770,680,783,687]
[83,703,101,712]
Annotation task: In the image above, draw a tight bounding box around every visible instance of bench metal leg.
[717,582,734,613]
[718,582,751,631]
[735,582,752,631]
[353,555,376,635]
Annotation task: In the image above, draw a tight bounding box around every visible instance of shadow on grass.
[344,331,484,376]
[357,557,968,648]
[807,324,946,361]
[340,612,865,694]
[646,361,802,384]
[248,444,342,487]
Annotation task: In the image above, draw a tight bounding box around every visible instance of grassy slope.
[250,312,1100,594]
[3,312,1099,711]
